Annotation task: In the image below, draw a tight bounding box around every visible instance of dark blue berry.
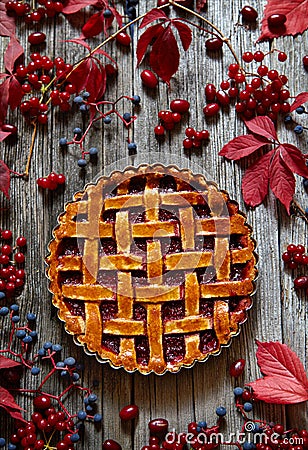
[294,125,304,134]
[79,104,88,112]
[82,91,90,99]
[31,367,40,375]
[284,115,292,124]
[22,335,32,343]
[216,406,226,416]
[103,115,112,124]
[74,96,83,104]
[61,370,69,377]
[88,393,98,403]
[303,178,308,190]
[29,330,37,338]
[243,402,253,412]
[0,292,5,300]
[70,434,80,443]
[8,444,16,450]
[86,404,93,412]
[132,95,141,105]
[93,413,103,422]
[128,142,137,155]
[56,361,65,368]
[296,106,305,114]
[52,344,62,352]
[0,438,6,448]
[16,330,27,339]
[64,356,76,366]
[72,372,80,381]
[59,138,68,146]
[38,348,46,357]
[78,159,87,168]
[10,304,19,312]
[77,410,87,420]
[27,312,36,321]
[196,426,202,433]
[73,127,82,134]
[43,341,53,349]
[103,8,112,18]
[127,6,136,19]
[0,307,9,316]
[305,207,308,215]
[233,387,244,396]
[243,442,254,450]
[11,315,20,323]
[123,112,131,122]
[197,421,207,429]
[89,147,98,156]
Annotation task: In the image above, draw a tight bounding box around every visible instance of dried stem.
[23,121,38,178]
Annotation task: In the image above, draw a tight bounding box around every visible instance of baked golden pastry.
[46,164,257,374]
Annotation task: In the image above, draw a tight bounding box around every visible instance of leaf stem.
[23,121,38,179]
[291,199,308,224]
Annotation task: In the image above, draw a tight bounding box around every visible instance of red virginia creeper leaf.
[110,6,122,28]
[280,143,308,178]
[149,25,180,85]
[244,116,278,141]
[241,149,274,207]
[269,151,295,214]
[0,77,10,125]
[139,8,169,29]
[171,20,192,51]
[0,2,16,37]
[82,12,104,38]
[0,160,10,199]
[219,134,269,160]
[136,23,165,65]
[67,58,105,101]
[247,341,308,404]
[4,38,24,74]
[290,92,308,112]
[0,131,11,141]
[62,0,97,14]
[258,0,308,41]
[196,0,207,11]
[8,75,23,110]
[0,356,22,370]
[0,386,24,417]
[66,38,91,51]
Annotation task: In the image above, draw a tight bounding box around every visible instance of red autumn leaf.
[0,131,11,141]
[0,356,22,370]
[196,0,207,11]
[0,2,16,37]
[241,149,274,207]
[290,92,308,112]
[269,151,295,214]
[62,0,98,14]
[258,0,308,41]
[66,38,91,51]
[0,160,11,199]
[280,143,308,178]
[4,37,24,73]
[136,23,165,65]
[0,386,25,416]
[67,58,106,101]
[244,116,278,141]
[219,134,269,160]
[149,24,180,85]
[110,6,123,29]
[139,8,169,29]
[247,341,308,404]
[0,77,10,125]
[82,12,105,38]
[172,20,192,51]
[8,75,23,110]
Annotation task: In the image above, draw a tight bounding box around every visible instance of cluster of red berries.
[36,172,66,190]
[0,231,26,297]
[183,127,210,149]
[16,53,78,124]
[5,0,64,23]
[10,395,78,450]
[203,53,291,122]
[154,99,190,136]
[282,244,308,291]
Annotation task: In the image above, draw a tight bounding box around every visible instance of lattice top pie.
[46,164,257,374]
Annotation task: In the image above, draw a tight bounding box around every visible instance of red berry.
[183,138,193,149]
[282,251,291,262]
[0,254,10,264]
[170,99,190,113]
[287,244,297,253]
[216,90,230,106]
[119,404,139,421]
[278,51,287,62]
[28,32,46,45]
[220,80,230,90]
[301,255,308,265]
[204,83,216,101]
[294,276,308,289]
[288,261,298,269]
[240,5,258,22]
[1,244,12,255]
[185,127,196,138]
[116,31,131,46]
[242,389,253,401]
[171,112,182,123]
[33,395,51,410]
[205,37,223,51]
[267,13,287,28]
[229,358,246,377]
[148,418,169,436]
[102,439,122,450]
[203,102,220,117]
[303,55,308,68]
[257,65,268,76]
[141,70,158,89]
[242,51,254,63]
[56,173,66,184]
[2,124,18,134]
[14,252,25,264]
[154,125,165,136]
[253,51,264,62]
[234,72,246,83]
[1,230,12,240]
[296,244,305,254]
[201,130,209,140]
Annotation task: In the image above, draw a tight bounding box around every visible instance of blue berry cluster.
[284,103,307,135]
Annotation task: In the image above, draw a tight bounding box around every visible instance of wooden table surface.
[0,0,307,448]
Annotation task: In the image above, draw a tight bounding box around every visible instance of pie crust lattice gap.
[46,164,257,375]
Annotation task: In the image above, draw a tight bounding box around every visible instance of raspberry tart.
[46,164,257,374]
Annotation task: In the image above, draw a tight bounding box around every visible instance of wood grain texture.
[0,0,307,448]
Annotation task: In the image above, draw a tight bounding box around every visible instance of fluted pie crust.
[46,164,257,374]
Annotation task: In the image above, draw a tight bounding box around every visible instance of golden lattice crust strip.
[47,164,257,375]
